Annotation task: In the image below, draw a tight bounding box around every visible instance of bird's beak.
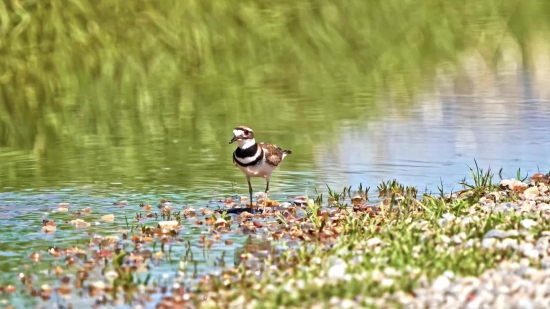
[229,135,238,144]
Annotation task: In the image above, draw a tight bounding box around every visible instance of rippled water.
[314,60,550,192]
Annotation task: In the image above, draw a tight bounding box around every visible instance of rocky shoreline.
[4,170,550,309]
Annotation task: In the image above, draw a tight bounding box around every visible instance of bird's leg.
[263,177,270,214]
[247,176,253,208]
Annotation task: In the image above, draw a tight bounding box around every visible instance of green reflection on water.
[0,0,549,189]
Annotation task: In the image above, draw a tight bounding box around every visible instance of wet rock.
[158,221,179,230]
[102,235,119,245]
[293,196,308,205]
[279,202,292,209]
[69,219,91,228]
[101,214,114,222]
[182,207,196,216]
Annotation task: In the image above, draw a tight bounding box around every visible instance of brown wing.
[260,143,284,167]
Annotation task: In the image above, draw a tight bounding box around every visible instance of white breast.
[237,160,276,178]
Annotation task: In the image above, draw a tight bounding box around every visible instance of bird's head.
[229,126,255,148]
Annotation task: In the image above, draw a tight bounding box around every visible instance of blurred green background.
[0,0,548,190]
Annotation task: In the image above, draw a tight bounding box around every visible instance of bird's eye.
[243,130,249,136]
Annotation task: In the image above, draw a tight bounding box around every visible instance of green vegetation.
[1,0,550,188]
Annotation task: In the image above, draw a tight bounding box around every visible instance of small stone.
[158,221,179,230]
[451,232,467,244]
[461,216,475,226]
[279,202,292,209]
[255,192,267,200]
[384,267,398,276]
[380,278,394,287]
[485,229,518,239]
[91,281,106,290]
[327,258,347,281]
[442,213,456,221]
[103,235,119,245]
[367,238,383,247]
[516,298,535,309]
[440,235,451,244]
[524,194,537,200]
[432,275,451,291]
[101,214,115,222]
[482,238,498,248]
[521,219,537,230]
[519,202,536,213]
[105,271,118,281]
[443,270,454,279]
[498,238,518,250]
[340,299,357,309]
[537,203,550,213]
[500,179,528,192]
[524,186,540,196]
[523,249,540,260]
[496,202,519,213]
[69,219,91,228]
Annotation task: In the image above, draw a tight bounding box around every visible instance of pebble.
[495,202,519,213]
[536,203,550,212]
[498,238,518,250]
[524,186,540,196]
[367,238,383,247]
[521,219,538,230]
[432,275,451,291]
[327,258,347,281]
[482,238,499,248]
[485,229,519,239]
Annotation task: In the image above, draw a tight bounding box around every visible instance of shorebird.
[229,126,292,212]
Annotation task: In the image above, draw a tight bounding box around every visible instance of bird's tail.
[283,149,292,155]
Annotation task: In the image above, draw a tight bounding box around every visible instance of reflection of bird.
[229,126,292,212]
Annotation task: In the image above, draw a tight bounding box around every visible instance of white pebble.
[521,219,537,230]
[432,275,451,291]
